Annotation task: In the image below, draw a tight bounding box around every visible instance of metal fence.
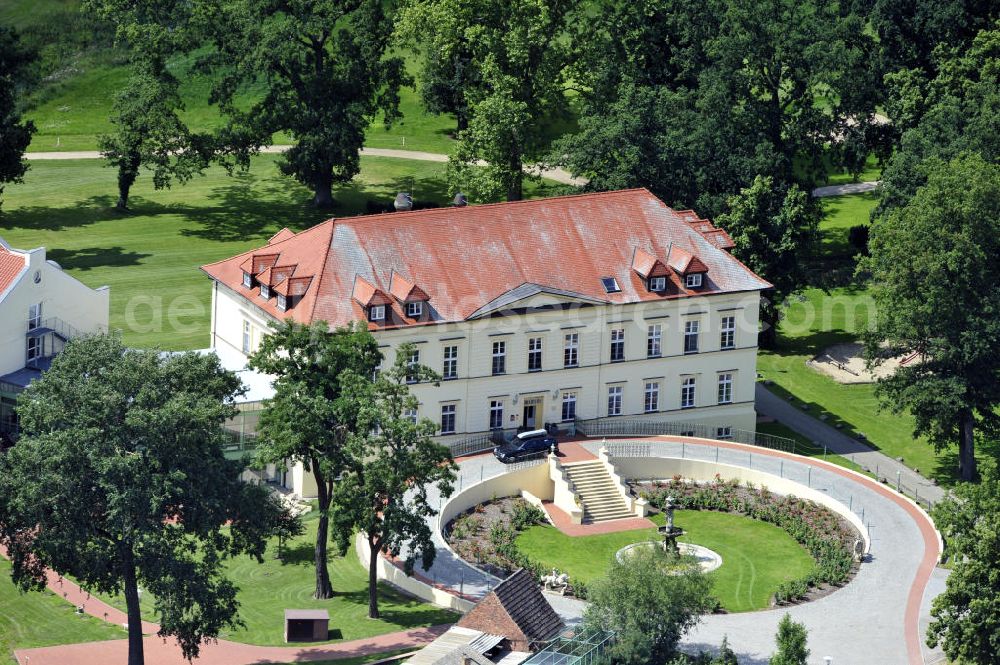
[574,416,797,454]
[446,429,506,457]
[522,629,616,665]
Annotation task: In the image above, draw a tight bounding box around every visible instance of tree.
[584,546,715,665]
[247,320,381,599]
[878,27,1000,215]
[199,0,407,208]
[861,155,1000,481]
[331,343,457,618]
[715,175,820,347]
[272,500,306,562]
[0,335,281,665]
[405,0,573,201]
[770,614,809,665]
[927,461,1000,663]
[86,0,212,210]
[0,26,36,209]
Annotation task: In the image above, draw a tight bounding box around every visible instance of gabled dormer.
[388,272,431,320]
[667,246,709,290]
[273,275,312,312]
[631,247,671,293]
[352,276,393,324]
[238,253,280,290]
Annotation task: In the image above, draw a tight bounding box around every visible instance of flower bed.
[635,475,860,604]
[444,496,548,580]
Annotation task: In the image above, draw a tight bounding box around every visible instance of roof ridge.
[325,187,654,226]
[302,220,338,324]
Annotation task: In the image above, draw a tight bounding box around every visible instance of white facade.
[210,281,761,442]
[0,240,110,379]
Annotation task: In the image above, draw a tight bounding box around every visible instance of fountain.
[658,495,685,557]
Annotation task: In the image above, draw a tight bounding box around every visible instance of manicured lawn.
[0,156,562,350]
[817,191,877,259]
[0,558,125,665]
[92,512,458,646]
[516,510,815,613]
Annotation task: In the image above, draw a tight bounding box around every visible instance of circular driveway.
[416,436,942,665]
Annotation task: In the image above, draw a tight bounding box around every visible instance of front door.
[521,396,543,429]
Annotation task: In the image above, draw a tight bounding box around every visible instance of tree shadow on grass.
[332,586,458,626]
[0,195,120,233]
[48,246,151,271]
[277,541,317,567]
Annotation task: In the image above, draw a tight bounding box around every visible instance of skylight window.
[601,277,620,293]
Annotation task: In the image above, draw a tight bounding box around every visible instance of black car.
[493,429,559,463]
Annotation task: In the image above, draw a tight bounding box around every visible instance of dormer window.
[260,284,270,299]
[685,273,703,288]
[369,305,385,322]
[649,276,667,292]
[243,272,252,288]
[406,301,423,317]
[277,294,287,311]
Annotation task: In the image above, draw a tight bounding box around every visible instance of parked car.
[493,429,559,463]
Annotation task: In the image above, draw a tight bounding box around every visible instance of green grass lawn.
[91,512,457,646]
[0,156,562,350]
[0,558,125,665]
[755,421,867,474]
[516,510,814,613]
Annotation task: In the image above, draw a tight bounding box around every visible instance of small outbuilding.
[284,609,329,642]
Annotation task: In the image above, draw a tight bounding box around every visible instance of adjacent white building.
[0,237,110,440]
[202,189,770,490]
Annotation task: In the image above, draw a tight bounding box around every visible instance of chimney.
[394,192,413,211]
[453,192,468,207]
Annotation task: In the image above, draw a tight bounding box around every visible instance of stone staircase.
[563,460,635,523]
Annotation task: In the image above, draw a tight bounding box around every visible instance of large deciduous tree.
[248,320,381,599]
[0,26,36,209]
[199,0,407,208]
[403,0,572,202]
[0,335,281,665]
[584,546,715,665]
[86,0,213,210]
[927,461,1000,663]
[862,155,1000,481]
[332,343,456,618]
[715,175,820,347]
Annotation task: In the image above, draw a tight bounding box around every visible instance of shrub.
[510,498,547,531]
[848,224,870,255]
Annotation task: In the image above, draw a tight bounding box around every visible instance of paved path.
[422,436,942,665]
[14,625,447,665]
[812,181,879,197]
[24,147,587,187]
[755,383,944,505]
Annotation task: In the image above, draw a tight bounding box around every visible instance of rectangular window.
[684,320,700,353]
[564,333,579,368]
[242,272,252,288]
[404,408,418,424]
[718,373,733,404]
[406,349,419,384]
[647,324,661,358]
[276,293,287,311]
[607,385,623,416]
[644,381,659,413]
[649,276,667,291]
[685,273,703,288]
[716,426,733,440]
[406,301,423,317]
[720,316,736,350]
[26,337,41,361]
[260,284,270,299]
[369,305,385,322]
[681,377,696,409]
[492,341,506,375]
[28,303,41,331]
[441,404,456,434]
[527,337,543,371]
[561,392,577,422]
[442,345,458,379]
[242,320,251,354]
[610,328,625,362]
[489,400,504,430]
[601,276,620,293]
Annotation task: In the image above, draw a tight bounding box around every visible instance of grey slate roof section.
[466,283,608,320]
[492,569,565,644]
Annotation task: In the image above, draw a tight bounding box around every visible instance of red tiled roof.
[352,276,393,307]
[389,272,431,302]
[0,245,27,296]
[668,246,709,274]
[630,247,670,278]
[268,228,296,244]
[201,188,770,328]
